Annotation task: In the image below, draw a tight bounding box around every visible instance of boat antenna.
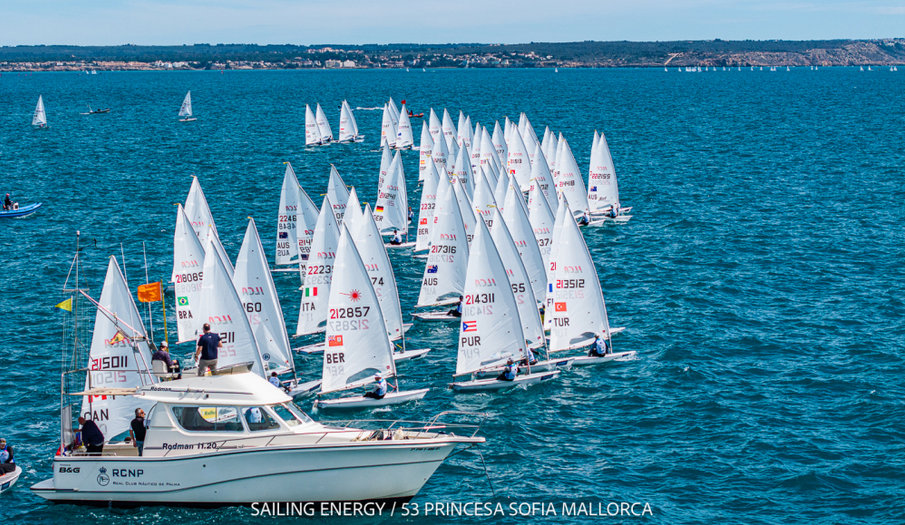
[120,243,129,289]
[142,241,154,341]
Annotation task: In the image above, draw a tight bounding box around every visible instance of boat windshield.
[272,402,313,427]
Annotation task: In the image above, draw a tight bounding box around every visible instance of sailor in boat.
[522,347,538,367]
[447,295,464,318]
[195,323,222,376]
[0,438,15,475]
[408,206,414,222]
[129,408,148,456]
[588,334,610,357]
[389,229,403,245]
[152,341,180,380]
[2,194,16,211]
[76,417,104,455]
[496,359,518,382]
[363,373,395,399]
[269,371,283,389]
[608,203,620,219]
[577,210,590,226]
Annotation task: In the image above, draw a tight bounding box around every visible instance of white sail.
[415,160,440,252]
[489,210,545,349]
[178,91,192,117]
[321,225,397,394]
[587,131,621,212]
[305,104,323,146]
[428,108,442,141]
[471,169,498,228]
[234,218,294,374]
[326,165,350,224]
[507,126,532,191]
[527,147,558,211]
[418,121,433,182]
[457,111,470,147]
[548,202,612,352]
[378,143,392,189]
[543,196,569,330]
[447,137,460,173]
[492,169,511,208]
[553,136,590,216]
[296,197,340,335]
[430,129,449,171]
[502,183,547,304]
[380,104,397,148]
[373,151,409,236]
[441,109,457,147]
[480,127,499,169]
[417,178,469,307]
[395,104,414,149]
[541,127,556,169]
[198,240,266,374]
[455,219,526,375]
[33,95,47,126]
[297,179,320,268]
[527,183,556,268]
[450,142,474,197]
[387,98,400,126]
[315,103,333,142]
[81,257,155,439]
[469,125,483,172]
[350,204,405,341]
[338,100,361,142]
[344,187,363,229]
[173,204,206,343]
[184,176,218,241]
[452,177,477,244]
[491,121,508,161]
[276,164,302,266]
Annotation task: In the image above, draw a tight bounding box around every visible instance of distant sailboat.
[178,91,196,122]
[305,104,324,146]
[338,100,363,142]
[32,95,47,128]
[315,103,334,143]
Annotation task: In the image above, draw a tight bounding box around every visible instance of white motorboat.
[32,372,483,504]
[0,465,22,494]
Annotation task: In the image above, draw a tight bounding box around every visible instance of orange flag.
[137,282,162,303]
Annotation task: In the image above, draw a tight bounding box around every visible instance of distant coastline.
[2,39,904,72]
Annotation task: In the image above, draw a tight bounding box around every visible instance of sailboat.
[80,104,110,115]
[587,131,632,222]
[81,257,157,438]
[274,163,320,273]
[172,204,206,343]
[501,182,547,304]
[178,91,196,122]
[315,103,334,143]
[338,100,364,142]
[374,152,413,247]
[449,219,560,392]
[183,177,232,278]
[414,159,440,254]
[553,135,590,218]
[428,108,442,141]
[381,104,397,148]
[326,165,350,224]
[295,196,340,337]
[305,104,324,146]
[441,109,457,146]
[314,225,429,408]
[32,95,47,128]
[413,176,469,320]
[547,202,635,365]
[394,104,415,149]
[418,121,434,183]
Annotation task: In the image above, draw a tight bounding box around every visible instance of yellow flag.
[55,297,73,312]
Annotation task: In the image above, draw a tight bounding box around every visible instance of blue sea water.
[0,67,903,524]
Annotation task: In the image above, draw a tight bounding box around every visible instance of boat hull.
[570,351,637,366]
[411,311,459,321]
[31,438,470,504]
[473,358,573,378]
[0,466,22,494]
[314,388,429,409]
[393,348,431,362]
[0,202,42,218]
[449,370,560,392]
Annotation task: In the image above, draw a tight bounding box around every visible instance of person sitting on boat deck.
[447,295,463,317]
[538,304,545,324]
[152,341,181,380]
[269,371,282,389]
[77,416,105,455]
[390,229,403,245]
[408,206,414,222]
[588,335,610,357]
[577,210,590,226]
[497,359,518,381]
[195,323,222,376]
[608,203,620,219]
[0,438,15,475]
[2,194,12,211]
[129,408,147,456]
[364,373,395,399]
[522,348,538,366]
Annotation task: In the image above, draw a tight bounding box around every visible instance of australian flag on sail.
[427,265,438,274]
[590,186,598,192]
[279,231,288,239]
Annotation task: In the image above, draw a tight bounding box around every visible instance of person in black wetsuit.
[2,194,12,211]
[78,417,105,455]
[0,438,15,474]
[448,295,463,317]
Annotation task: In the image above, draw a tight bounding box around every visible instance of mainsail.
[173,204,206,343]
[296,197,340,335]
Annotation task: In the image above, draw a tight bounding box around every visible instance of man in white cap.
[363,372,394,399]
[152,341,180,379]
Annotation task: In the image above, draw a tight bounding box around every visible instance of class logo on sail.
[341,289,362,302]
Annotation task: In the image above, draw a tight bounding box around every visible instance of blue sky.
[1,0,903,45]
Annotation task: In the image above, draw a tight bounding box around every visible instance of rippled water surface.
[1,68,903,524]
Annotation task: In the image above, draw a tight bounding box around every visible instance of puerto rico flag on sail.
[462,321,477,332]
[328,335,343,347]
[427,264,438,274]
[554,302,567,312]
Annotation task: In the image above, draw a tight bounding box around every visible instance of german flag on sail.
[375,206,384,213]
